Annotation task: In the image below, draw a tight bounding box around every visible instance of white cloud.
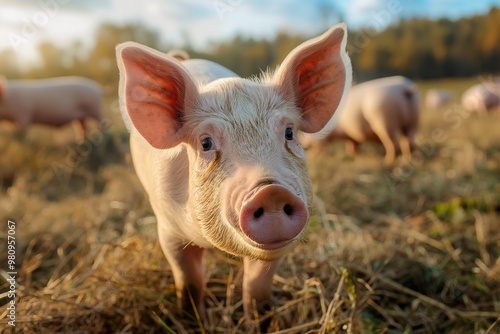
[343,0,406,29]
[0,5,98,64]
[350,0,386,12]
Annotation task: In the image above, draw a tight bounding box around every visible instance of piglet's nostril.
[253,207,264,219]
[283,204,293,216]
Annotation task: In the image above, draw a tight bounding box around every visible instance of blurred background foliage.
[0,8,499,86]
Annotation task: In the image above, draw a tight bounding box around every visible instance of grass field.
[0,77,499,333]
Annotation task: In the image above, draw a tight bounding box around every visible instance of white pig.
[425,89,453,109]
[0,76,103,140]
[307,76,419,165]
[461,81,500,114]
[166,49,190,61]
[116,23,351,325]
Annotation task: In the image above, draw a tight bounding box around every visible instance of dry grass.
[0,79,499,333]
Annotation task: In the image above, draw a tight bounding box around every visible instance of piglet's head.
[116,24,351,260]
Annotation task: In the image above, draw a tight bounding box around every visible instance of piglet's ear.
[116,42,198,149]
[274,23,352,134]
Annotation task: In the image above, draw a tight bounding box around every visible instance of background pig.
[307,76,419,165]
[425,89,453,109]
[461,80,500,114]
[0,76,103,140]
[166,49,190,61]
[116,23,351,325]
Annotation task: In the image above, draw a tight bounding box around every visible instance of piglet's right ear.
[116,42,198,149]
[274,23,351,135]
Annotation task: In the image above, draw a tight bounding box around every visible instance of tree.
[86,23,162,86]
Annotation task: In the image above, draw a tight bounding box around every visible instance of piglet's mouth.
[252,238,297,251]
[239,184,308,249]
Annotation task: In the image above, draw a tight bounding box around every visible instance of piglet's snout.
[239,184,308,249]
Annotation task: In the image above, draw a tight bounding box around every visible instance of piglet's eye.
[285,127,294,140]
[201,137,215,151]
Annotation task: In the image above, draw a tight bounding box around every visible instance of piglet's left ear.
[274,23,352,134]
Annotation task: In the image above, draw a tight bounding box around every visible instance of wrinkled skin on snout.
[116,23,351,328]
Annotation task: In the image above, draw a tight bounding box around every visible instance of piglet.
[306,76,419,165]
[461,80,500,114]
[116,23,351,327]
[0,76,103,140]
[425,89,453,109]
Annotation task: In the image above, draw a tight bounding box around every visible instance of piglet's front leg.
[159,234,206,317]
[243,258,281,330]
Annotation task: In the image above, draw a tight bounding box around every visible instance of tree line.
[349,7,500,81]
[0,7,498,87]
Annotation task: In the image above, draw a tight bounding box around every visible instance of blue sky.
[1,0,499,63]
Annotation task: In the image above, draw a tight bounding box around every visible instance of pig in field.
[116,23,351,326]
[306,76,419,165]
[0,76,104,140]
[425,89,453,109]
[461,80,500,114]
[166,49,190,61]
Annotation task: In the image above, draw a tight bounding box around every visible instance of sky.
[1,0,500,63]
